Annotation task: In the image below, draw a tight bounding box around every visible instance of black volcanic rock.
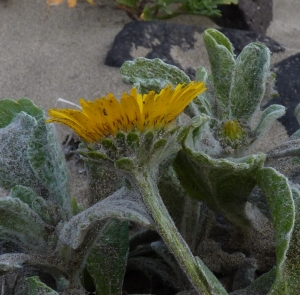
[105,21,284,79]
[214,0,273,34]
[266,53,300,135]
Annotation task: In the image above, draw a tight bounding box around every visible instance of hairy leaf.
[59,186,153,249]
[174,129,266,227]
[0,253,31,274]
[255,168,295,294]
[195,257,228,295]
[187,66,212,117]
[84,158,123,205]
[0,197,50,252]
[254,104,286,138]
[86,219,129,295]
[120,57,190,94]
[0,98,44,129]
[27,119,71,220]
[203,29,235,120]
[158,168,211,252]
[0,113,42,191]
[230,42,270,122]
[10,185,59,226]
[295,103,300,126]
[26,276,58,295]
[267,137,300,160]
[246,267,276,294]
[0,253,68,292]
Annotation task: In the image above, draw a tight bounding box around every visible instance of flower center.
[221,120,243,141]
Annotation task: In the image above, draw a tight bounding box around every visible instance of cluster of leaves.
[46,0,239,20]
[0,28,300,295]
[119,30,300,294]
[0,99,153,294]
[116,0,238,20]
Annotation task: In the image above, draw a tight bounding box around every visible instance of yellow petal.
[93,98,118,135]
[46,0,64,6]
[68,0,77,8]
[148,86,174,128]
[47,109,94,141]
[86,0,95,4]
[80,98,116,138]
[120,91,142,131]
[167,82,206,118]
[47,82,206,142]
[104,93,126,132]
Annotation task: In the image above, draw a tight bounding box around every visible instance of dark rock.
[232,258,257,291]
[214,0,273,34]
[238,0,273,34]
[105,21,202,72]
[219,28,283,55]
[213,4,249,31]
[105,21,284,79]
[266,53,300,135]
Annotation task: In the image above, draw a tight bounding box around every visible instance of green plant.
[0,28,300,295]
[116,0,238,20]
[46,0,238,21]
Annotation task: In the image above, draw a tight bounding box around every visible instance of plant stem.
[131,170,213,295]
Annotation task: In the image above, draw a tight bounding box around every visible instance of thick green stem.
[131,170,213,295]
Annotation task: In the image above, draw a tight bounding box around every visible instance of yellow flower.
[140,13,146,21]
[46,0,94,8]
[47,82,206,142]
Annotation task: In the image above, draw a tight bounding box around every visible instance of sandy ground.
[1,0,298,110]
[0,0,299,201]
